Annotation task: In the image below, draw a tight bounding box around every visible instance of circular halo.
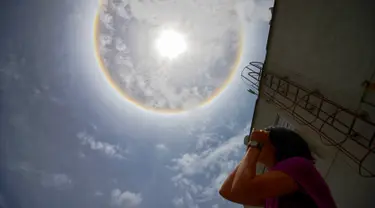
[93,3,243,114]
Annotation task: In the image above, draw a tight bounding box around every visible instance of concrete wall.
[264,0,375,111]
[245,0,375,207]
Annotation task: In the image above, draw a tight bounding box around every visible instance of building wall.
[264,0,375,111]
[244,0,375,207]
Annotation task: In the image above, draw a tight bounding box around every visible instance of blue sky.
[0,0,272,208]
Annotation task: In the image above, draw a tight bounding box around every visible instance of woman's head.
[250,127,314,167]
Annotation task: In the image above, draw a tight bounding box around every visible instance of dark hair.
[266,127,314,162]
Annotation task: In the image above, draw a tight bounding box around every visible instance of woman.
[219,127,336,208]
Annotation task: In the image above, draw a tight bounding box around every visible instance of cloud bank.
[169,123,251,207]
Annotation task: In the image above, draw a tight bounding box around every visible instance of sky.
[0,0,272,208]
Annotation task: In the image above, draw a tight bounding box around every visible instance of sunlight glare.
[156,29,187,59]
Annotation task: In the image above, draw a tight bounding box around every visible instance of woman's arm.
[220,145,298,206]
[219,147,265,206]
[219,165,239,197]
[232,147,260,190]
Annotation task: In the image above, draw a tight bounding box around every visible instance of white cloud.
[235,0,272,23]
[41,173,73,190]
[95,191,104,197]
[195,133,221,150]
[78,151,86,158]
[172,197,184,207]
[98,0,261,111]
[111,189,142,207]
[156,143,168,151]
[185,191,199,208]
[77,132,126,159]
[169,124,250,204]
[13,162,73,190]
[212,204,219,208]
[171,134,243,176]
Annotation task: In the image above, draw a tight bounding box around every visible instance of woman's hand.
[246,130,272,167]
[246,129,269,150]
[250,129,269,143]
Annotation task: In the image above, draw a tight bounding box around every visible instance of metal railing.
[242,62,375,177]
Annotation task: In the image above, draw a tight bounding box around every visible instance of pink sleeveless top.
[266,157,337,208]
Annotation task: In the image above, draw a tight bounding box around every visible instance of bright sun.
[156,29,187,59]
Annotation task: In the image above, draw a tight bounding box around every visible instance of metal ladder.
[242,62,375,177]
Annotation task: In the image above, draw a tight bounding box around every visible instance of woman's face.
[250,130,276,167]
